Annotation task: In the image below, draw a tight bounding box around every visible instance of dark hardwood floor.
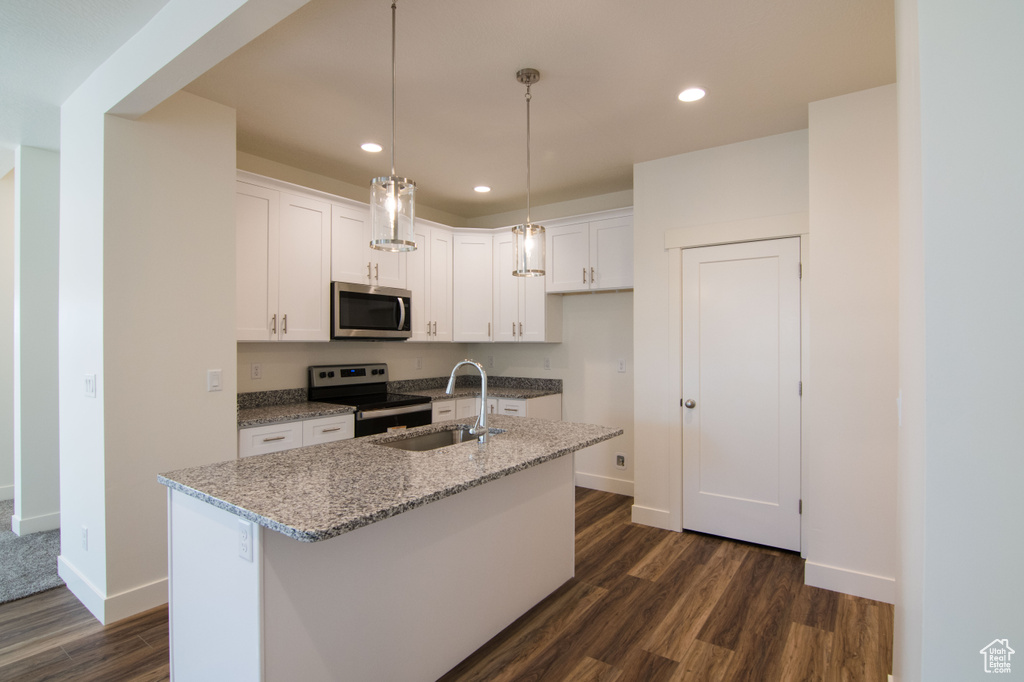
[0,488,893,681]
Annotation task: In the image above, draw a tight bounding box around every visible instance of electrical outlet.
[415,357,422,370]
[81,526,88,551]
[84,374,97,398]
[543,357,551,370]
[251,363,262,380]
[615,453,627,470]
[238,519,253,562]
[207,369,223,392]
[487,355,494,369]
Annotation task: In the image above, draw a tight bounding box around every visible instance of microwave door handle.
[397,297,406,331]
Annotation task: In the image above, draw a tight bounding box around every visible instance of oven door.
[332,282,412,340]
[355,403,432,437]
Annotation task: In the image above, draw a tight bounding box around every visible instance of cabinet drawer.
[303,415,354,445]
[238,422,303,458]
[497,399,527,417]
[432,400,456,422]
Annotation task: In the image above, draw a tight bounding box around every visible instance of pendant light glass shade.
[513,222,545,276]
[370,1,416,252]
[513,68,544,277]
[370,175,416,251]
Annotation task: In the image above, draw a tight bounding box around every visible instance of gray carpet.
[0,499,64,604]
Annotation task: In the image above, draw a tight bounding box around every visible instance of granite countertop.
[237,402,355,429]
[160,415,621,543]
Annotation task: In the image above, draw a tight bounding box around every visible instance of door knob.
[684,399,696,409]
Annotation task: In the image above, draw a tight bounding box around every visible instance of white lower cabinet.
[432,400,457,422]
[239,414,354,458]
[434,395,562,422]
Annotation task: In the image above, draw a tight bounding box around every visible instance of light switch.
[207,369,223,392]
[84,374,97,398]
[617,359,627,373]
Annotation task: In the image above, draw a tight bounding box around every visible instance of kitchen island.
[159,416,621,681]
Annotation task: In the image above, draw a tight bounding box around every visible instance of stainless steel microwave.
[331,282,412,340]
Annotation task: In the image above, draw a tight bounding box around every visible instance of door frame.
[662,213,810,557]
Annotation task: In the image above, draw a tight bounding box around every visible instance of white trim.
[799,236,810,559]
[804,560,896,604]
[11,509,59,535]
[631,504,676,531]
[0,484,13,501]
[59,555,168,625]
[664,211,809,250]
[574,472,634,497]
[666,250,683,531]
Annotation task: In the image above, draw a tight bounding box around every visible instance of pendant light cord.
[525,82,532,225]
[391,1,397,178]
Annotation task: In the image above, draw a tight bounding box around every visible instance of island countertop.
[159,416,621,543]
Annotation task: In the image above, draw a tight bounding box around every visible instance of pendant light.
[512,68,545,277]
[370,1,416,252]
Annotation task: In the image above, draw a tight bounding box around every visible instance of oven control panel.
[309,363,389,388]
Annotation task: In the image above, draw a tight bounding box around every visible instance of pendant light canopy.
[512,68,545,277]
[370,1,416,252]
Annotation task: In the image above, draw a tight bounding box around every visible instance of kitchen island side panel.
[262,454,575,682]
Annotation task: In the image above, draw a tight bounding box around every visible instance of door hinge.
[798,381,803,396]
[798,263,803,279]
[799,499,803,514]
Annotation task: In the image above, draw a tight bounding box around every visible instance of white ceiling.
[185,0,896,219]
[2,0,895,218]
[0,0,171,172]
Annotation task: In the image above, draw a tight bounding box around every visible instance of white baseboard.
[804,560,896,604]
[631,504,678,531]
[59,555,169,625]
[11,509,60,535]
[574,472,634,497]
[0,484,13,501]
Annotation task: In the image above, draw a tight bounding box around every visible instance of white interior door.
[681,237,801,551]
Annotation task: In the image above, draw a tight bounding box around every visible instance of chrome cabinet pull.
[367,262,372,278]
[271,314,277,334]
[591,266,595,283]
[519,322,523,337]
[488,322,491,337]
[427,322,432,335]
[321,427,342,433]
[282,314,287,334]
[432,321,437,336]
[375,263,379,281]
[512,322,516,337]
[262,435,286,442]
[583,267,587,284]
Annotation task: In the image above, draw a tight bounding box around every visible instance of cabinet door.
[546,222,591,292]
[363,221,407,290]
[278,193,331,341]
[455,398,478,419]
[492,231,519,342]
[238,422,303,458]
[518,275,548,343]
[453,233,493,342]
[236,182,279,341]
[590,216,633,290]
[302,415,355,445]
[429,227,453,342]
[331,204,372,285]
[407,223,432,341]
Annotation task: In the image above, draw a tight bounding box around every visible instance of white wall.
[632,131,810,531]
[805,86,898,603]
[237,341,469,392]
[469,292,635,495]
[0,170,13,501]
[12,146,61,534]
[897,1,1024,678]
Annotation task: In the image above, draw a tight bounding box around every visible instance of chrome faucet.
[445,359,489,443]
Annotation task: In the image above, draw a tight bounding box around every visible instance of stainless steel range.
[308,363,432,437]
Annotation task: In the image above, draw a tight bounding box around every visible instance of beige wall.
[805,85,898,603]
[0,170,13,501]
[632,131,810,531]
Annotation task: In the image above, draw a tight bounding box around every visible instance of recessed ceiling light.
[474,186,491,193]
[361,142,383,153]
[678,87,706,103]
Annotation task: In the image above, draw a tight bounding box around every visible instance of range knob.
[328,371,335,378]
[319,372,327,379]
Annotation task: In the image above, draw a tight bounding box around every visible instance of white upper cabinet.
[407,220,453,342]
[546,212,633,293]
[236,180,331,342]
[493,230,561,343]
[452,232,493,342]
[331,202,406,290]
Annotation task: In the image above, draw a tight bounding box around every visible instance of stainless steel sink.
[379,425,504,452]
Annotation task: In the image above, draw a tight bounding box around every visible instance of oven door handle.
[396,297,406,331]
[357,403,430,420]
